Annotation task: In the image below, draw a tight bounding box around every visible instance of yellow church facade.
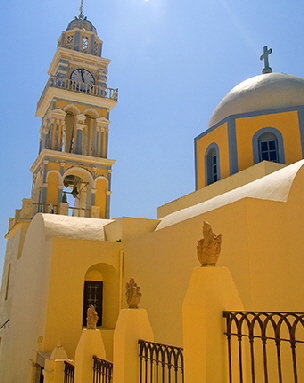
[1,11,304,383]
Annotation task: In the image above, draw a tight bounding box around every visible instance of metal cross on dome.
[260,46,273,74]
[79,0,84,18]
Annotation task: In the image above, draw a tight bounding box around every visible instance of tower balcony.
[37,76,118,112]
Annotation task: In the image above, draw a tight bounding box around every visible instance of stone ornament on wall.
[197,221,222,266]
[126,278,142,309]
[86,305,99,329]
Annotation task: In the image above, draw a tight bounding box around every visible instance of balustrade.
[139,339,184,383]
[223,311,304,383]
[64,361,74,383]
[37,76,118,109]
[92,356,113,383]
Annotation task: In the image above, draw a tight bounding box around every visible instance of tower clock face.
[70,69,95,85]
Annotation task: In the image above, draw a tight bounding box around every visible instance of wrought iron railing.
[139,339,184,383]
[92,356,113,383]
[64,361,74,383]
[37,76,118,109]
[223,311,304,383]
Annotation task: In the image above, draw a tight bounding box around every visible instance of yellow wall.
[95,179,107,218]
[0,216,123,382]
[55,101,108,118]
[44,237,122,358]
[3,165,304,381]
[46,172,60,207]
[123,167,304,346]
[236,111,302,171]
[196,122,230,189]
[196,110,303,189]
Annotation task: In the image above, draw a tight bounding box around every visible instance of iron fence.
[223,311,304,383]
[64,360,74,383]
[139,339,184,383]
[92,355,113,383]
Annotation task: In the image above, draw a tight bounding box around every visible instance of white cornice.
[48,47,111,76]
[30,149,115,173]
[36,86,117,117]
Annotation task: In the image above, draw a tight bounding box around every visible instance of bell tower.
[32,10,118,218]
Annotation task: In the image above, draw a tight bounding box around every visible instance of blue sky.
[0,0,303,273]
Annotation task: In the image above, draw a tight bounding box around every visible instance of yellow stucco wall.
[43,237,122,358]
[0,216,123,382]
[196,110,303,189]
[196,122,230,188]
[95,179,107,218]
[46,172,60,206]
[55,101,108,118]
[236,110,302,171]
[123,167,304,346]
[3,166,304,382]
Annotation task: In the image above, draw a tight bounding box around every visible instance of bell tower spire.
[79,0,84,18]
[29,13,118,219]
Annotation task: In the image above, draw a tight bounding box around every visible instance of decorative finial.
[197,221,222,266]
[260,46,273,74]
[125,278,142,309]
[79,0,84,19]
[86,305,99,329]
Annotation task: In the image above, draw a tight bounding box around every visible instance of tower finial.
[79,0,84,18]
[260,46,273,74]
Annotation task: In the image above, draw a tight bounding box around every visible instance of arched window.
[83,269,103,327]
[83,280,103,327]
[253,128,285,164]
[205,143,220,186]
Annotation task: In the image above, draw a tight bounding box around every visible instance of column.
[90,187,97,207]
[58,162,65,204]
[96,117,110,157]
[50,117,56,150]
[41,160,49,212]
[39,126,49,152]
[57,116,65,152]
[49,110,66,151]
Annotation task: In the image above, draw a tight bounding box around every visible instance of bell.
[71,185,79,198]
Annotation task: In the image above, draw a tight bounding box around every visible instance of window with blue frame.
[258,132,278,163]
[253,128,285,165]
[206,144,220,185]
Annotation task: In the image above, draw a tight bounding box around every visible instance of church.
[1,6,304,383]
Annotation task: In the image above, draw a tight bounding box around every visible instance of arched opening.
[253,128,285,164]
[205,143,220,186]
[83,264,120,329]
[62,169,92,217]
[83,269,103,327]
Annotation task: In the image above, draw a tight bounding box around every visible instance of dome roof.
[208,73,304,128]
[66,15,97,33]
